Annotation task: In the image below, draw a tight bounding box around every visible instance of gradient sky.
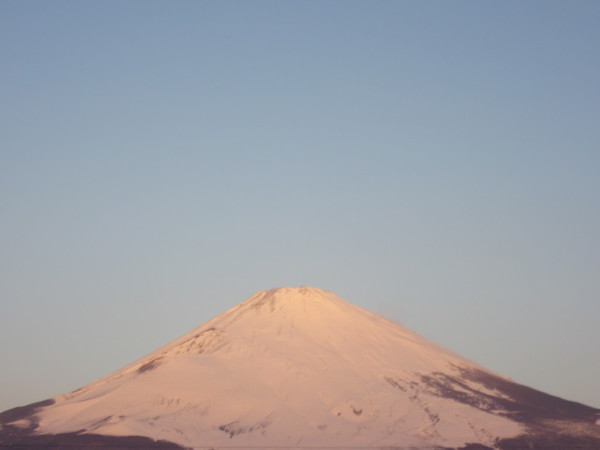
[1,1,599,411]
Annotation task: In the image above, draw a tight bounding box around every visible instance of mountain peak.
[263,285,331,298]
[243,285,335,309]
[219,286,348,322]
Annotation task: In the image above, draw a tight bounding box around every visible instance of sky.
[1,0,599,412]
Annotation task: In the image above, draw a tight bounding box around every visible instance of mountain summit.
[2,287,599,449]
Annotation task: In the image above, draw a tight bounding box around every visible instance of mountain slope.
[1,286,599,449]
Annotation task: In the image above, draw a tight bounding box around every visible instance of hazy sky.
[1,1,599,411]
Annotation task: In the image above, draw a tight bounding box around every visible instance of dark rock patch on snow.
[0,400,186,449]
[218,418,271,438]
[418,366,600,449]
[137,357,164,374]
[0,399,54,427]
[457,366,600,424]
[163,327,226,356]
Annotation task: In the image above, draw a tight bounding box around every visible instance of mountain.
[1,286,599,449]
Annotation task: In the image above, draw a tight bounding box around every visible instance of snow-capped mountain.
[1,286,599,449]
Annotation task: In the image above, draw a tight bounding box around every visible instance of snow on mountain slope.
[2,287,599,449]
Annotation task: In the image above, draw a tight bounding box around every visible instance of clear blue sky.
[1,1,599,411]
